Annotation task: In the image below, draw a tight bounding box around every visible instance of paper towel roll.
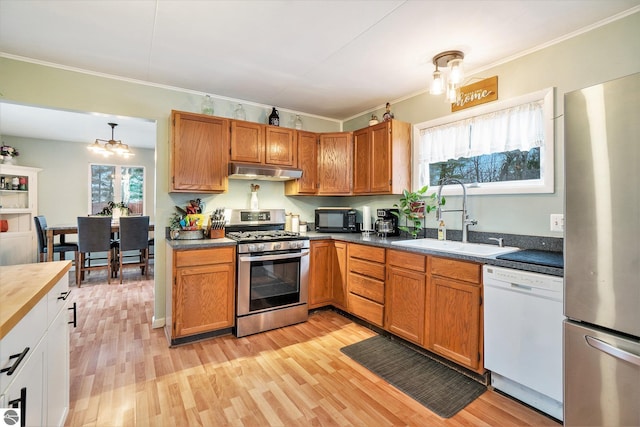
[362,206,371,231]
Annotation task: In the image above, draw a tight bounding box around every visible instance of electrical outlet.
[550,214,564,232]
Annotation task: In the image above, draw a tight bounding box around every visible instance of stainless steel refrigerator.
[564,72,640,426]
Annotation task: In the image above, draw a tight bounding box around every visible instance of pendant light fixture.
[87,122,134,158]
[429,50,465,103]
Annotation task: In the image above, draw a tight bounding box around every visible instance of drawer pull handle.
[1,347,30,376]
[8,386,27,427]
[57,290,71,300]
[68,302,78,328]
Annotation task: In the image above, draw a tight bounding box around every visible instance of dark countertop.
[164,231,564,277]
[307,231,564,277]
[166,237,236,250]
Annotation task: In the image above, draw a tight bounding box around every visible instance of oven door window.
[249,256,300,311]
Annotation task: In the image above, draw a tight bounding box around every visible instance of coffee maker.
[375,208,400,237]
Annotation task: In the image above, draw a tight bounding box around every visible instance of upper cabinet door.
[265,127,296,166]
[317,132,353,195]
[171,111,229,193]
[352,127,371,193]
[230,120,264,164]
[370,122,392,193]
[285,131,317,195]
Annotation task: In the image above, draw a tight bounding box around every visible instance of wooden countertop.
[0,261,71,340]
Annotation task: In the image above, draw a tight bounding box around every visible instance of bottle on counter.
[438,220,447,241]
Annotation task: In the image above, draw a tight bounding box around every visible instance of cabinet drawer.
[348,293,384,327]
[47,273,70,325]
[349,258,385,280]
[348,273,384,304]
[175,246,235,268]
[431,257,481,284]
[387,249,426,272]
[349,243,385,263]
[1,297,46,393]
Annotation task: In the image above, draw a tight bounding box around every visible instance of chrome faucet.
[436,179,478,243]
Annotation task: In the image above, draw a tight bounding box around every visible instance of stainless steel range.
[226,209,310,337]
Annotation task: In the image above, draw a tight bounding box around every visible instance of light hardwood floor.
[66,271,560,426]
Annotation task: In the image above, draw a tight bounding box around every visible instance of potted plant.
[393,185,442,238]
[98,201,129,217]
[169,213,183,239]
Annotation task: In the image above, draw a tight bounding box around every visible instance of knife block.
[209,228,225,239]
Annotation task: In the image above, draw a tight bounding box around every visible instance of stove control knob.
[273,243,282,250]
[256,244,265,252]
[248,244,257,252]
[290,241,300,249]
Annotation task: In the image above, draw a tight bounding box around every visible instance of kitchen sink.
[391,238,520,258]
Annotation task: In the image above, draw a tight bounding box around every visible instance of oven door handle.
[239,249,309,263]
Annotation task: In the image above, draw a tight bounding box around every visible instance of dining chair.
[34,215,78,262]
[76,216,115,286]
[115,215,150,283]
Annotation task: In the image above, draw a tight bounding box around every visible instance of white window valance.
[418,99,545,164]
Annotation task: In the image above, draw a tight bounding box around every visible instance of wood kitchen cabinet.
[309,240,334,309]
[332,241,348,310]
[385,249,427,346]
[230,120,296,167]
[317,132,353,195]
[166,245,236,344]
[230,120,264,163]
[347,243,385,326]
[353,119,411,195]
[170,110,229,193]
[285,131,318,195]
[309,240,347,310]
[427,256,484,373]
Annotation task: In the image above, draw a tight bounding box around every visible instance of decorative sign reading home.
[451,76,498,112]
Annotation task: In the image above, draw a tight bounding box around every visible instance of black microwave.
[315,208,358,233]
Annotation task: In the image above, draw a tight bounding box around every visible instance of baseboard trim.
[152,316,165,329]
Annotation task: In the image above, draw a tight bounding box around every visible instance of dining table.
[45,221,155,262]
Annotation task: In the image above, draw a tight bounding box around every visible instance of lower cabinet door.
[174,263,235,337]
[0,347,44,427]
[385,266,426,345]
[46,303,70,427]
[428,277,481,370]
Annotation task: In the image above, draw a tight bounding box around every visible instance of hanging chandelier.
[87,122,134,158]
[429,50,465,103]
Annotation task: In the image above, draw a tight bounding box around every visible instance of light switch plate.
[550,214,564,232]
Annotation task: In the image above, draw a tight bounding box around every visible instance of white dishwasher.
[483,265,564,421]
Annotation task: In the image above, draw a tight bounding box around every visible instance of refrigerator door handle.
[585,335,640,367]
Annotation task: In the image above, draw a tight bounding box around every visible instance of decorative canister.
[11,177,19,190]
[291,215,300,233]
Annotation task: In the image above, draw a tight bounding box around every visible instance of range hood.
[228,162,303,181]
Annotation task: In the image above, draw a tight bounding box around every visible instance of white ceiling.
[1,0,639,148]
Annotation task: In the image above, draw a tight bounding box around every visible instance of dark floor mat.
[341,335,486,418]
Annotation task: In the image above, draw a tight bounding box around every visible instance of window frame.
[88,163,146,215]
[412,87,555,196]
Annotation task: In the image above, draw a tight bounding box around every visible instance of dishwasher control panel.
[484,266,563,292]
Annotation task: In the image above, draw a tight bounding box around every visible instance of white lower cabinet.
[0,272,70,427]
[0,348,45,427]
[46,302,70,426]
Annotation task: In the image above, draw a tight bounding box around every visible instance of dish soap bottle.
[438,219,447,241]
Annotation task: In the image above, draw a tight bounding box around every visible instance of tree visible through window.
[429,147,540,186]
[90,164,145,215]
